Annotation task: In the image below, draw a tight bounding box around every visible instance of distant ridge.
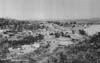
[0,17,100,23]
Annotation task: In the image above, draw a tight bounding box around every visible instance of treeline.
[0,18,43,31]
[1,34,44,48]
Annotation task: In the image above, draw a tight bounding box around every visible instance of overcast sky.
[0,0,100,20]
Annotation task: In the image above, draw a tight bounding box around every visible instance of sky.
[0,0,100,20]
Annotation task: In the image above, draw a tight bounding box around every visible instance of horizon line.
[0,17,100,21]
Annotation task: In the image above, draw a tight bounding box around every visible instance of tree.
[79,29,87,35]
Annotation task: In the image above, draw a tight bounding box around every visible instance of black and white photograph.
[0,0,100,63]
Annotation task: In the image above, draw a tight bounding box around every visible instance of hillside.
[0,18,100,63]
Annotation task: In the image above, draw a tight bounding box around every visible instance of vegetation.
[0,18,100,63]
[46,32,100,63]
